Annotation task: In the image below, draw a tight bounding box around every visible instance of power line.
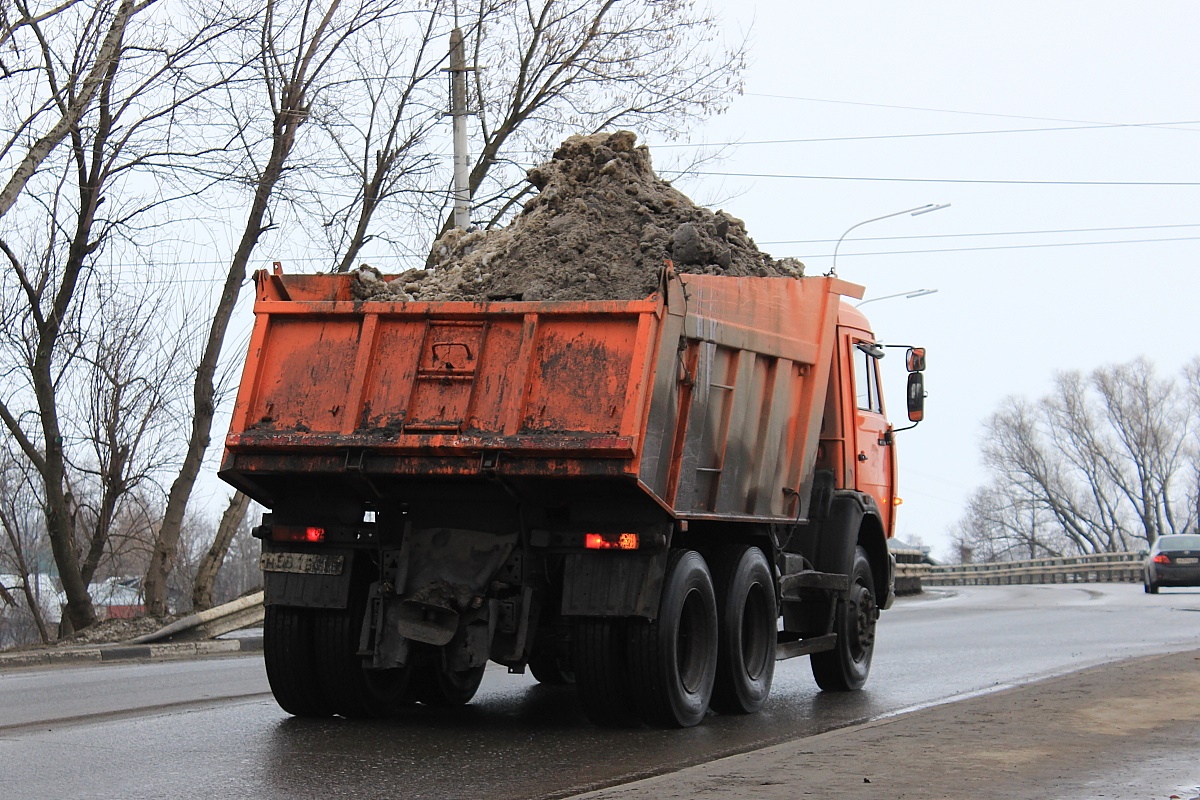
[759,222,1200,246]
[795,235,1200,260]
[683,171,1200,187]
[651,121,1200,150]
[741,93,1200,133]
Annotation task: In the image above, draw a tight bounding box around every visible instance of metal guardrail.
[129,591,265,644]
[891,548,928,595]
[895,552,1143,587]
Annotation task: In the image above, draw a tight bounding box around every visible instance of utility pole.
[449,24,472,230]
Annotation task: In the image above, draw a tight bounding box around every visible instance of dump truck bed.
[220,268,861,523]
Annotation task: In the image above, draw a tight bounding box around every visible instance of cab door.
[846,331,895,534]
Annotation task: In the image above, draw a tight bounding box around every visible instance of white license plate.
[259,551,345,575]
[1175,557,1198,565]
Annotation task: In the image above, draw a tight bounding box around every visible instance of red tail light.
[1153,553,1171,564]
[272,525,326,543]
[585,532,639,550]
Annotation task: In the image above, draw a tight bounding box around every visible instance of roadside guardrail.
[129,591,265,644]
[895,552,1143,589]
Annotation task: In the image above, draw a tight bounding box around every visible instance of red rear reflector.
[1153,553,1171,564]
[272,525,326,543]
[585,532,639,550]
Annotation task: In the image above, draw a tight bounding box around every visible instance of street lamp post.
[830,203,950,276]
[855,288,939,308]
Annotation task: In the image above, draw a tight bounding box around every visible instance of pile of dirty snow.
[352,130,803,302]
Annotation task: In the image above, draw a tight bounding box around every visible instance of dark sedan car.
[1144,534,1200,593]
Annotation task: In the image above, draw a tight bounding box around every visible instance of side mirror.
[907,372,925,422]
[906,347,926,372]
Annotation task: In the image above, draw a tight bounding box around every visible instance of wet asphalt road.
[3,584,1200,800]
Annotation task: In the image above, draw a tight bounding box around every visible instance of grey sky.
[665,1,1200,558]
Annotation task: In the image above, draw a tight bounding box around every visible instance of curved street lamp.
[830,203,950,276]
[855,288,939,308]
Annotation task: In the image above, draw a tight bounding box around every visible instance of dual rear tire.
[266,595,485,717]
[573,549,720,728]
[711,546,777,714]
[573,546,778,728]
[264,602,410,719]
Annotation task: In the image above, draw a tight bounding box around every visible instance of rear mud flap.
[561,550,668,618]
[370,528,515,667]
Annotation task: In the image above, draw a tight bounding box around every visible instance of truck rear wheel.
[811,546,876,692]
[572,618,636,726]
[711,545,776,714]
[528,645,575,685]
[264,605,332,717]
[408,648,486,706]
[626,549,718,728]
[313,603,410,718]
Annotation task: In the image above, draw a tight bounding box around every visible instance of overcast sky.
[657,1,1200,558]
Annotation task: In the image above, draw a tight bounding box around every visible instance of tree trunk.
[143,1,338,613]
[192,491,251,611]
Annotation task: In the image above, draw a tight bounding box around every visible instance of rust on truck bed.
[220,266,862,523]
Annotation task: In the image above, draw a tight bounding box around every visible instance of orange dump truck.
[220,266,926,727]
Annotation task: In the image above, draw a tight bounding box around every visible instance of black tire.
[263,605,333,717]
[313,598,410,718]
[710,545,777,715]
[1147,582,1159,595]
[572,617,636,726]
[528,645,575,685]
[626,549,719,728]
[408,648,487,706]
[811,545,877,692]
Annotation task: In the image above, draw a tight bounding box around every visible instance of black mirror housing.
[907,372,925,422]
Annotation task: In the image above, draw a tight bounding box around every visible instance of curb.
[0,636,263,670]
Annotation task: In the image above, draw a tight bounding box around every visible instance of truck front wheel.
[811,545,877,691]
[711,545,776,714]
[626,549,719,728]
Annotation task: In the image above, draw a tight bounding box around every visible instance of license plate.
[259,551,345,575]
[1175,557,1198,565]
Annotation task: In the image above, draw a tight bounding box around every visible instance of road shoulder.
[570,649,1200,800]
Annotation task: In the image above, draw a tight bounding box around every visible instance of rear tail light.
[1153,553,1171,564]
[585,532,639,550]
[272,525,326,543]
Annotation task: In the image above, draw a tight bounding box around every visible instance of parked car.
[1143,534,1200,594]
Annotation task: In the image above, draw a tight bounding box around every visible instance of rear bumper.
[1147,564,1200,586]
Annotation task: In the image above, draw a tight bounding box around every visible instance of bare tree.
[446,0,746,237]
[313,3,451,272]
[0,0,242,630]
[214,504,263,601]
[308,0,747,268]
[951,484,1067,564]
[0,0,160,220]
[143,0,419,615]
[0,450,54,643]
[191,489,250,610]
[962,357,1198,559]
